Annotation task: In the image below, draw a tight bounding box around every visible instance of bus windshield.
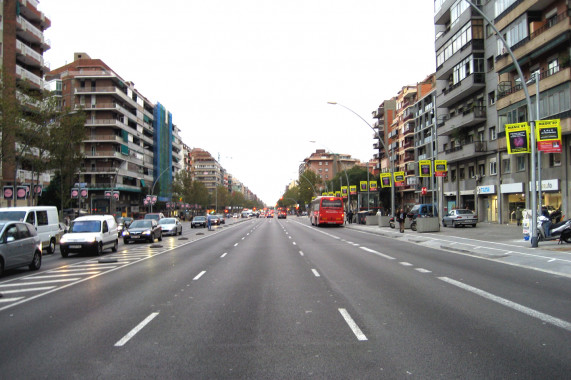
[322,199,342,208]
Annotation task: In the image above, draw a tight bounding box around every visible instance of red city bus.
[309,196,345,226]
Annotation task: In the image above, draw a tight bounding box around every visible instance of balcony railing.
[497,61,570,100]
[16,65,42,87]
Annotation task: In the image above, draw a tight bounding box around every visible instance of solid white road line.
[338,308,367,341]
[193,271,206,281]
[439,277,571,332]
[311,269,320,277]
[114,312,159,347]
[359,247,395,260]
[0,286,56,294]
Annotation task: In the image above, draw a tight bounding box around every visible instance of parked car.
[144,213,165,221]
[59,215,119,257]
[0,206,60,255]
[158,217,182,236]
[442,209,478,228]
[191,216,207,228]
[123,219,162,244]
[0,221,42,276]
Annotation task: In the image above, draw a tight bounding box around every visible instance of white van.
[59,215,118,257]
[0,206,60,254]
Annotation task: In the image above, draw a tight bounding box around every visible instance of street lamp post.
[327,102,395,218]
[465,0,538,248]
[150,167,170,213]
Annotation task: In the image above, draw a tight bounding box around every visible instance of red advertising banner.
[537,140,562,153]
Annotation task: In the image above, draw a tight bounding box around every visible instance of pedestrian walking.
[347,209,353,224]
[207,214,212,231]
[516,207,522,226]
[398,208,405,233]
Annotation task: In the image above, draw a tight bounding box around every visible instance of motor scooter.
[537,215,571,243]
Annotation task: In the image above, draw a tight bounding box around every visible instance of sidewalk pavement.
[344,221,571,278]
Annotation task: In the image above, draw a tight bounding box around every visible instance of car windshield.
[159,218,175,225]
[145,214,160,220]
[130,220,152,229]
[194,217,205,221]
[0,211,27,221]
[456,210,473,215]
[70,220,101,233]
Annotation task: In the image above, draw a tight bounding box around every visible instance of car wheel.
[0,260,4,276]
[96,242,103,256]
[29,250,42,270]
[472,224,477,228]
[411,222,417,232]
[46,238,56,255]
[60,247,69,258]
[112,240,118,252]
[452,221,457,228]
[158,232,162,242]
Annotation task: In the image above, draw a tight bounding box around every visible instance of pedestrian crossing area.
[0,227,223,312]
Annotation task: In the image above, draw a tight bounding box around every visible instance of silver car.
[442,209,478,228]
[0,221,42,276]
[158,217,182,236]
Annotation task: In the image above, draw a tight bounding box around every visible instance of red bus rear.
[309,197,344,226]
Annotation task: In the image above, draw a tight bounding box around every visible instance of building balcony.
[495,12,570,74]
[15,40,45,69]
[496,64,570,111]
[442,141,488,163]
[403,123,414,135]
[437,73,486,109]
[438,105,486,136]
[84,134,123,143]
[16,16,50,50]
[19,0,51,29]
[74,86,136,108]
[436,39,484,80]
[16,64,43,88]
[84,151,124,160]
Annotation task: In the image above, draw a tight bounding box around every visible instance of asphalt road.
[0,217,569,378]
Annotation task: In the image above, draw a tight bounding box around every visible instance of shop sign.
[500,183,523,194]
[477,185,496,195]
[529,179,559,192]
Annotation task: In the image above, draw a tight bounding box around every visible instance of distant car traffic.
[123,219,162,244]
[191,216,207,228]
[0,221,42,276]
[215,215,226,224]
[210,215,221,225]
[442,209,477,228]
[158,217,182,236]
[144,213,164,221]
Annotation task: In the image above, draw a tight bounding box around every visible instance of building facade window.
[517,156,525,171]
[502,158,511,173]
[549,153,561,167]
[478,164,485,176]
[489,161,497,175]
[489,126,496,141]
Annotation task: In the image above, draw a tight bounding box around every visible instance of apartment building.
[372,98,396,177]
[494,0,570,222]
[302,149,359,191]
[189,147,225,197]
[47,53,176,216]
[434,0,499,221]
[413,74,438,205]
[0,0,51,206]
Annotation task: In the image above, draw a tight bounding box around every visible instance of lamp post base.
[531,236,539,248]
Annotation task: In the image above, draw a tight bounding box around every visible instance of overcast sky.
[40,0,436,206]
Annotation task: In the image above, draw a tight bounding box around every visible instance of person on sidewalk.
[516,207,522,226]
[398,208,405,233]
[347,209,353,224]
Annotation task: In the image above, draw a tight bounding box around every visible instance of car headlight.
[86,236,97,243]
[142,230,152,235]
[60,235,68,244]
[122,231,130,237]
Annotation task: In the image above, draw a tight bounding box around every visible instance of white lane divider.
[115,312,159,347]
[359,247,395,260]
[338,308,367,341]
[299,251,304,256]
[399,262,413,266]
[415,268,432,273]
[193,271,206,281]
[234,243,239,247]
[311,269,320,277]
[220,252,228,258]
[439,277,571,332]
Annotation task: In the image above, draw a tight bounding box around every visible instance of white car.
[59,215,118,257]
[158,217,182,236]
[0,206,60,255]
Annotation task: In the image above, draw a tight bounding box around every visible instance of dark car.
[0,221,42,276]
[210,215,221,226]
[116,216,133,237]
[123,219,162,244]
[191,216,207,228]
[278,211,287,219]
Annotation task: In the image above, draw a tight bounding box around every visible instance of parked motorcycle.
[537,215,571,243]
